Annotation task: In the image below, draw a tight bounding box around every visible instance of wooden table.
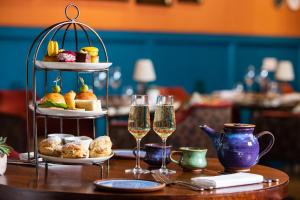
[0,158,289,200]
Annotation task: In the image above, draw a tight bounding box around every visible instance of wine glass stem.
[135,138,141,170]
[161,138,167,170]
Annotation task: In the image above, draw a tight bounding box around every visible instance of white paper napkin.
[191,173,264,188]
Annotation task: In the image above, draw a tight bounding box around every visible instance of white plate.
[35,60,112,71]
[29,104,107,118]
[39,152,114,164]
[18,152,43,162]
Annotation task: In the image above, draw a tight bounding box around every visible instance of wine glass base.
[151,168,176,175]
[125,168,150,174]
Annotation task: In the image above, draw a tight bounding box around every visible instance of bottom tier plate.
[39,153,114,164]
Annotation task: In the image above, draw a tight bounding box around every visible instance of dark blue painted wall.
[1,27,300,96]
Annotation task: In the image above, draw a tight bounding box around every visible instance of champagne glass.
[152,95,176,174]
[126,95,150,174]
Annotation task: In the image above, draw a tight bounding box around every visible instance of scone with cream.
[61,142,89,158]
[38,137,62,157]
[89,136,112,158]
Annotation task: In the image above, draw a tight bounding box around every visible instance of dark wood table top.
[0,158,289,200]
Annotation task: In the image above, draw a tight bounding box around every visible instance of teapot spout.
[199,125,221,149]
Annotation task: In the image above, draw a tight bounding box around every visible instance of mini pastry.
[75,100,101,111]
[57,51,76,62]
[91,56,99,63]
[76,51,91,63]
[61,142,88,158]
[89,136,112,158]
[47,40,59,56]
[44,55,57,62]
[80,47,98,57]
[81,47,99,63]
[38,137,62,157]
[64,90,76,109]
[38,77,68,109]
[76,77,97,100]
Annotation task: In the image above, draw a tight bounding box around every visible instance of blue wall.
[0,27,300,95]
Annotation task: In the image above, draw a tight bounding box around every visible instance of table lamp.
[275,60,295,93]
[259,57,277,92]
[262,57,277,72]
[133,59,156,94]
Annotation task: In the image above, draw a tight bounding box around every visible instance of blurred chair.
[0,90,27,119]
[254,111,300,164]
[158,86,189,103]
[168,103,232,157]
[0,90,27,152]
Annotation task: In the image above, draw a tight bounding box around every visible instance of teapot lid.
[224,123,255,128]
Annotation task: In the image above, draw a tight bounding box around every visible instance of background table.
[0,158,289,200]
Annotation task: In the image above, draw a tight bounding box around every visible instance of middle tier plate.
[29,104,107,118]
[35,60,112,71]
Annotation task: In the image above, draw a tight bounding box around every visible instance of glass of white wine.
[126,95,151,174]
[152,95,176,174]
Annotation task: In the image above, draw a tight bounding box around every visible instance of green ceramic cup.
[170,147,207,171]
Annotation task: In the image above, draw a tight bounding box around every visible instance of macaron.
[80,47,99,57]
[47,41,59,56]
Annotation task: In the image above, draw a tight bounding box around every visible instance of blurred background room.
[0,0,300,198]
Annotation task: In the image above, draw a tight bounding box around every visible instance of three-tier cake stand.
[25,4,111,177]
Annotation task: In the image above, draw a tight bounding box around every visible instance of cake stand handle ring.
[65,3,80,21]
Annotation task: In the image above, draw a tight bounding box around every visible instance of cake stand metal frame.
[25,3,111,177]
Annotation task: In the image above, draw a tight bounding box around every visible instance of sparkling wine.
[153,105,176,139]
[128,105,150,139]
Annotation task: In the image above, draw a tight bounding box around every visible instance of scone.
[89,136,112,158]
[61,142,89,158]
[38,137,62,157]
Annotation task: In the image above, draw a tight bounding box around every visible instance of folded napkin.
[191,173,263,189]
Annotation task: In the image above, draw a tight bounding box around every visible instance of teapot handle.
[170,151,183,165]
[256,131,275,160]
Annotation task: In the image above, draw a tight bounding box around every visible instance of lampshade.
[275,60,295,81]
[133,59,156,82]
[261,57,277,72]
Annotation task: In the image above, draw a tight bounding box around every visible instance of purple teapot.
[199,123,275,172]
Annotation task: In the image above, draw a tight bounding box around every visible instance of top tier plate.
[35,60,112,72]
